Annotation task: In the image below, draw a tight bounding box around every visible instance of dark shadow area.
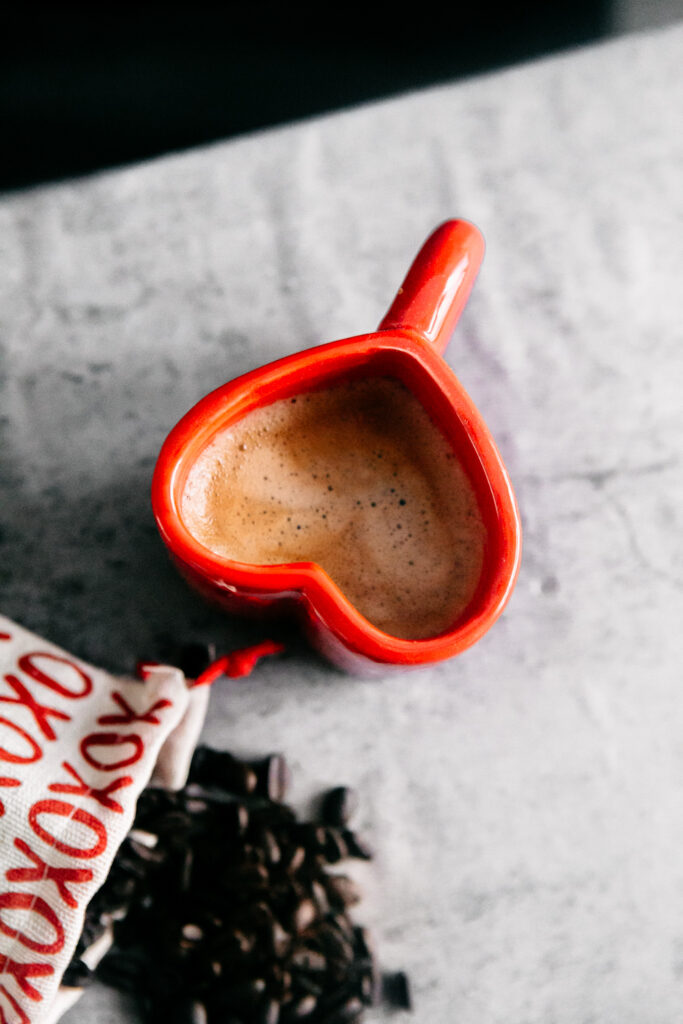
[0,457,308,675]
[1,1,612,192]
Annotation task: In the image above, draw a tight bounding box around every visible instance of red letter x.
[7,837,93,909]
[0,981,32,1022]
[97,690,172,726]
[0,955,52,1000]
[48,760,133,814]
[0,673,70,740]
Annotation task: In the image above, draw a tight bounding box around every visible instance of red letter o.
[80,732,144,771]
[0,891,65,953]
[18,653,93,699]
[29,799,107,859]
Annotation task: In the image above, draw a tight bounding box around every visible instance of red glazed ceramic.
[152,221,521,672]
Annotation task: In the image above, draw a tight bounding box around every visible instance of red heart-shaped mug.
[152,221,521,672]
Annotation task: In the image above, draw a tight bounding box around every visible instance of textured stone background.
[1,24,682,1023]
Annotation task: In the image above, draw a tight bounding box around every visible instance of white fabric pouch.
[0,614,210,1024]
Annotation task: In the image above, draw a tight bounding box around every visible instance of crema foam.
[181,377,486,639]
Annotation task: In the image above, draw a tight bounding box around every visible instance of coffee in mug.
[180,376,486,640]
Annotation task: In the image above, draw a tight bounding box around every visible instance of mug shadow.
[0,458,324,679]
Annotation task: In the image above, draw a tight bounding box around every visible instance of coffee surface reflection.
[181,377,486,639]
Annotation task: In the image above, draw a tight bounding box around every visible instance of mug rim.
[152,330,522,666]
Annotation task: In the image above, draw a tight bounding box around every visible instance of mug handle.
[377,219,485,355]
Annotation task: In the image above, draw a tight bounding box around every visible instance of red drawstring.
[192,640,285,686]
[137,640,285,687]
